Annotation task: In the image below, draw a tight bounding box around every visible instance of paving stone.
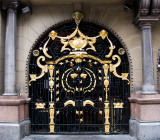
[23,135,137,140]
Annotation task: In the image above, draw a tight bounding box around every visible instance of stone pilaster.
[140,24,157,94]
[3,2,18,95]
[135,17,158,94]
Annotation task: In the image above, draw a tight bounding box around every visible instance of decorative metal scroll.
[29,12,130,134]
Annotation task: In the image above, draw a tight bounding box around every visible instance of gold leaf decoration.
[99,30,108,39]
[49,31,57,40]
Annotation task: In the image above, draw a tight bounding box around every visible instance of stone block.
[25,14,46,36]
[0,96,31,122]
[33,6,56,28]
[0,47,4,60]
[16,61,26,72]
[130,47,142,61]
[26,26,39,44]
[132,59,142,70]
[16,84,26,96]
[61,4,73,20]
[90,4,107,22]
[17,26,24,37]
[0,32,5,47]
[48,6,66,23]
[101,5,123,27]
[0,81,4,94]
[133,69,143,82]
[0,60,4,72]
[129,94,160,121]
[0,120,30,140]
[130,119,160,140]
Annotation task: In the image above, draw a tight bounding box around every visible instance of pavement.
[23,135,137,140]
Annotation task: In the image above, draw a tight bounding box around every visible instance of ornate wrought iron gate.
[29,12,130,134]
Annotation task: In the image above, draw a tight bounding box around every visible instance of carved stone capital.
[135,0,160,28]
[140,0,151,16]
[152,0,160,16]
[135,16,159,28]
[2,1,19,13]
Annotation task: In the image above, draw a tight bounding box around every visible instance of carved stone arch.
[25,18,133,95]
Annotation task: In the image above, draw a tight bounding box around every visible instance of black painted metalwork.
[29,21,130,134]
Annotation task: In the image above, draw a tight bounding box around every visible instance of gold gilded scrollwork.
[102,63,110,133]
[50,125,54,133]
[113,102,124,108]
[72,12,84,26]
[28,12,130,135]
[80,111,83,115]
[103,64,110,100]
[62,68,75,94]
[83,100,94,107]
[35,103,45,109]
[110,55,130,84]
[42,12,112,53]
[99,30,115,59]
[80,118,83,123]
[29,56,48,86]
[99,110,102,115]
[56,110,59,115]
[48,65,55,102]
[70,73,78,79]
[83,68,96,94]
[99,97,102,102]
[99,30,108,39]
[105,38,115,58]
[45,53,111,65]
[50,109,54,125]
[64,100,75,107]
[104,102,110,133]
[80,73,87,79]
[42,37,52,58]
[49,102,54,133]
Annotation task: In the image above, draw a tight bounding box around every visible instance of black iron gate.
[29,12,130,134]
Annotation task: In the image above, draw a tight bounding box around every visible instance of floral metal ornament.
[41,13,115,55]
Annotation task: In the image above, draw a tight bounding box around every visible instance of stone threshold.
[23,134,137,140]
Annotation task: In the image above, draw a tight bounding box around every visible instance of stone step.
[23,135,137,140]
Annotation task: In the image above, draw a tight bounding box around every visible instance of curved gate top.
[28,12,130,134]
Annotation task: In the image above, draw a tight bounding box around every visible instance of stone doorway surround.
[0,0,160,140]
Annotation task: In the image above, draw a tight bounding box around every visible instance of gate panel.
[54,58,104,133]
[29,12,130,134]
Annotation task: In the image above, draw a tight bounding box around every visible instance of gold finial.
[72,12,84,26]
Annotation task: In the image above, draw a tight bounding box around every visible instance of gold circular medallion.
[33,50,39,57]
[118,48,125,55]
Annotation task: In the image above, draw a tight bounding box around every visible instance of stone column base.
[0,96,31,140]
[0,119,30,140]
[130,119,160,140]
[129,94,160,140]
